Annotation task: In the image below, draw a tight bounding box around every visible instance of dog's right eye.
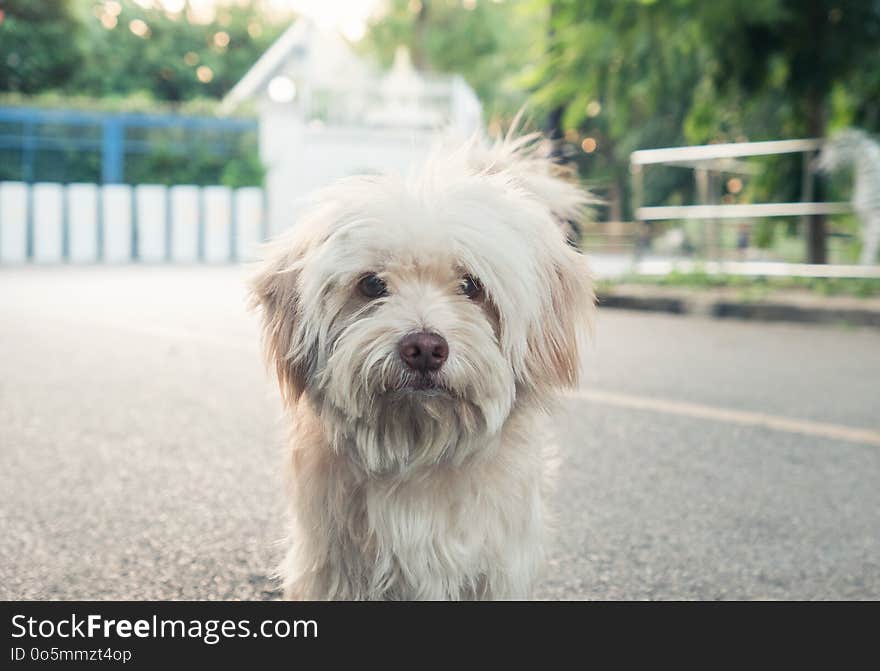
[358,273,388,299]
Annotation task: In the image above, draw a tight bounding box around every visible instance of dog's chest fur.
[281,403,554,600]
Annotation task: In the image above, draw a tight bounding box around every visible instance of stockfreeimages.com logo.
[11,613,318,646]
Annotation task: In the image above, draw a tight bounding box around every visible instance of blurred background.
[1,1,879,600]
[1,0,879,275]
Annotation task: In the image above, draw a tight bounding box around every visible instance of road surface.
[1,267,878,600]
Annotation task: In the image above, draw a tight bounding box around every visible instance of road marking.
[567,388,880,447]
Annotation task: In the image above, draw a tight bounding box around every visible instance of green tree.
[696,0,880,261]
[1,0,286,102]
[71,0,284,102]
[0,0,85,93]
[524,0,880,262]
[522,0,710,220]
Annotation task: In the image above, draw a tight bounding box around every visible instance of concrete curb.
[596,285,880,328]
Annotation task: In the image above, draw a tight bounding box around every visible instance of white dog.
[250,134,595,600]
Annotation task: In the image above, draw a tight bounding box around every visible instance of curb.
[596,289,880,328]
[709,301,880,327]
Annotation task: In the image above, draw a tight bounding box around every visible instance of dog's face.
[252,140,594,472]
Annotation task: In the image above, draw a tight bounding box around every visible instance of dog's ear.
[249,235,313,405]
[472,133,596,391]
[525,246,594,391]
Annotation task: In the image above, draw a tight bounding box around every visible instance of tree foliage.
[0,0,286,102]
[0,0,85,94]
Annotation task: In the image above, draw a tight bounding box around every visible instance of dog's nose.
[398,332,449,372]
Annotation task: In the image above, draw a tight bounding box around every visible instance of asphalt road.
[2,266,879,600]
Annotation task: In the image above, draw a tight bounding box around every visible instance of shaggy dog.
[250,134,595,600]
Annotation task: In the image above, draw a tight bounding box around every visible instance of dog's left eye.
[460,275,483,300]
[358,273,388,299]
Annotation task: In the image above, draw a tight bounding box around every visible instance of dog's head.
[251,135,595,472]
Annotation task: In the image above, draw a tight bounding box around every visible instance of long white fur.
[250,133,595,600]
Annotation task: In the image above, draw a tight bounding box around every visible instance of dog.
[250,133,595,600]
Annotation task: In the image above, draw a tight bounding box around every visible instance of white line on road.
[568,388,880,447]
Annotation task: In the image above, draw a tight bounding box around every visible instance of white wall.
[68,183,98,263]
[0,182,266,264]
[102,184,133,263]
[136,184,168,263]
[169,185,200,263]
[32,183,63,263]
[261,111,441,235]
[0,182,28,263]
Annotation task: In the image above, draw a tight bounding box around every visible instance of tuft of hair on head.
[462,113,600,241]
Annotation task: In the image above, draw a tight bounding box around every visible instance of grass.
[598,270,880,299]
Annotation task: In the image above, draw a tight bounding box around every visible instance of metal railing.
[0,107,257,184]
[626,138,871,270]
[630,138,849,226]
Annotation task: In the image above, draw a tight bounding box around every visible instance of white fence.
[0,182,267,264]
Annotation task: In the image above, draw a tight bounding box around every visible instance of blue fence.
[0,106,259,185]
